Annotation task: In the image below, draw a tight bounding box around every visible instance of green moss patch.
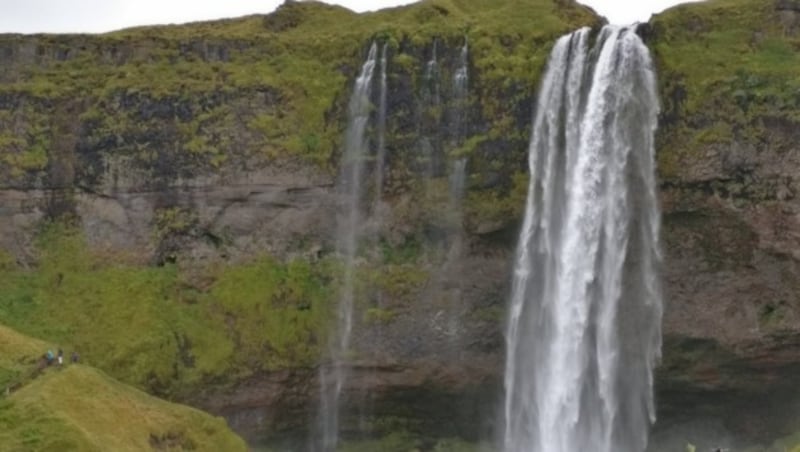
[0,222,331,397]
[651,0,800,181]
[0,362,246,451]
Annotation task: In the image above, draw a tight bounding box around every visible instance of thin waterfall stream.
[373,42,389,222]
[420,39,440,178]
[317,42,379,452]
[502,25,662,452]
[449,38,469,205]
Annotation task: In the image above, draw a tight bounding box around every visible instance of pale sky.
[0,0,702,34]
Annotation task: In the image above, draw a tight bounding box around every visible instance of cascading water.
[420,40,440,177]
[449,39,469,201]
[374,42,389,216]
[451,40,468,141]
[424,39,441,107]
[443,38,469,268]
[317,42,378,452]
[502,25,662,452]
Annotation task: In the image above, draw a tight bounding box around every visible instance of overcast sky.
[0,0,701,34]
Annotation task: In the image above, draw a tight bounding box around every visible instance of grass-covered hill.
[0,323,247,451]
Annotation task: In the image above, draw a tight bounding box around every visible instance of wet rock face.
[0,164,337,264]
[658,110,800,355]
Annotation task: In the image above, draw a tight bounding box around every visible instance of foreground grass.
[0,325,247,451]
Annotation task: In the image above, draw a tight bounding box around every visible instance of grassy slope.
[651,0,800,180]
[0,324,50,392]
[0,324,247,452]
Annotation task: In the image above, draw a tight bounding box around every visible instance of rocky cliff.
[649,1,800,447]
[0,0,798,449]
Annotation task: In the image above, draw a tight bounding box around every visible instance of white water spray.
[502,26,662,452]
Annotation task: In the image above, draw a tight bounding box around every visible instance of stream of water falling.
[419,40,440,178]
[374,43,389,217]
[317,42,378,452]
[502,26,662,452]
[449,39,469,201]
[425,39,440,107]
[451,40,468,139]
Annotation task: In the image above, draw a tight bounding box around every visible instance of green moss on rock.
[651,0,800,182]
[0,222,331,397]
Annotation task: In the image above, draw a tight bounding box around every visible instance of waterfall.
[451,39,468,145]
[449,38,469,202]
[374,43,389,216]
[318,42,379,452]
[420,40,440,177]
[424,39,440,107]
[502,25,662,452]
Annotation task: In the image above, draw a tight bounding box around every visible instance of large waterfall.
[502,26,662,452]
[318,42,379,452]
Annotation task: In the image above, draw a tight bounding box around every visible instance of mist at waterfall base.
[502,25,662,452]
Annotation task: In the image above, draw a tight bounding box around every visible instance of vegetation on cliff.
[651,0,800,181]
[0,222,331,397]
[0,0,599,231]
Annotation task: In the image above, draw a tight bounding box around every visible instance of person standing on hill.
[57,349,63,366]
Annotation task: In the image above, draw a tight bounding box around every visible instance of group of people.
[44,348,79,367]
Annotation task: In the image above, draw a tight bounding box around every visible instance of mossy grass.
[0,323,51,392]
[0,357,247,451]
[0,221,331,397]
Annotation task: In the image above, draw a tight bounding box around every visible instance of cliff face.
[0,0,798,448]
[647,1,800,446]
